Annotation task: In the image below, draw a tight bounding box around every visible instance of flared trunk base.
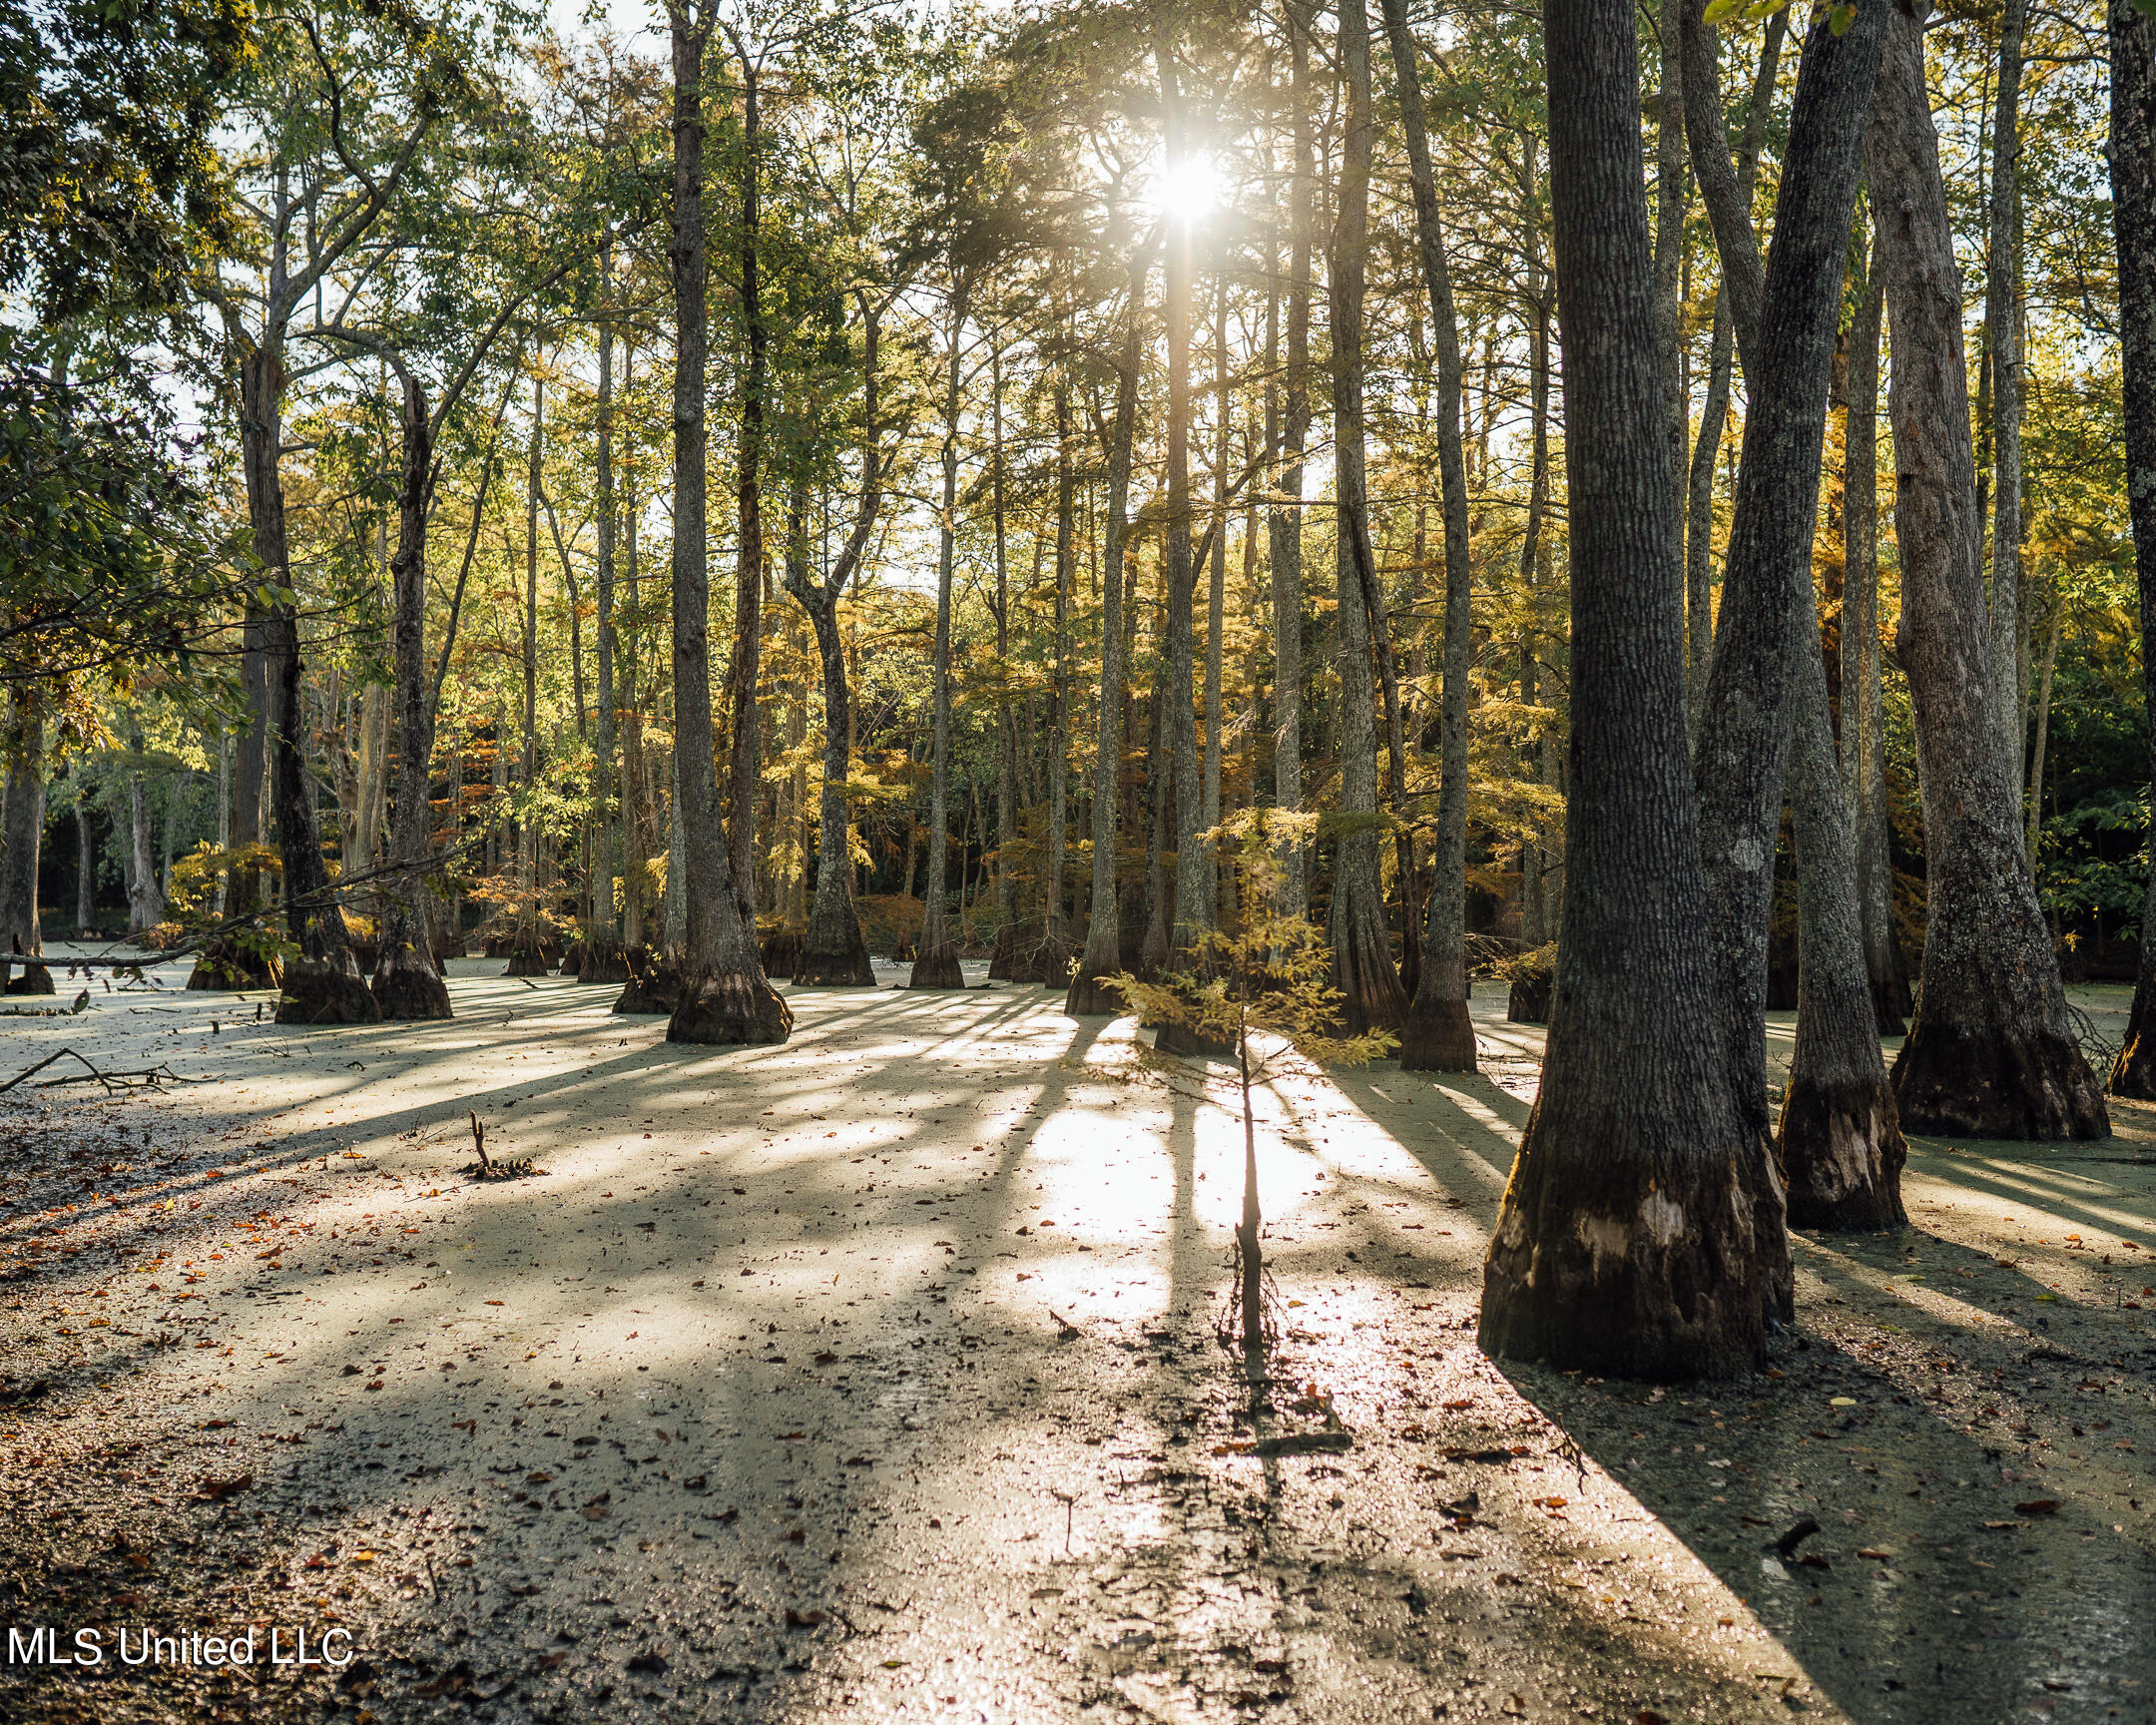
[758,925,804,982]
[3,964,54,996]
[1480,1163,1765,1381]
[187,943,279,993]
[371,947,452,1021]
[907,943,965,990]
[1892,1017,2109,1139]
[987,918,1038,981]
[1506,968,1553,1025]
[612,951,680,1016]
[667,970,795,1045]
[1031,932,1075,989]
[1778,1074,1908,1229]
[276,958,383,1027]
[1398,993,1477,1071]
[796,915,875,987]
[576,931,633,986]
[504,931,552,978]
[1063,952,1125,1016]
[556,938,585,976]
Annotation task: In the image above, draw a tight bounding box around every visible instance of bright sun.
[1149,153,1227,224]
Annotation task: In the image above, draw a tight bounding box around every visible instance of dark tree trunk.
[580,275,631,987]
[1324,0,1405,1035]
[0,704,51,994]
[1843,245,1911,1030]
[1689,5,1885,1297]
[727,48,767,944]
[1479,0,1764,1380]
[1268,0,1314,919]
[74,799,95,933]
[1383,0,1476,1072]
[2106,0,2156,1096]
[1871,10,2102,1138]
[1041,370,1074,987]
[372,377,453,1019]
[1066,250,1147,1015]
[250,345,376,1026]
[661,2,790,1045]
[787,300,884,988]
[1984,0,2030,782]
[507,375,547,979]
[1783,634,1908,1228]
[909,283,968,991]
[1684,17,1786,724]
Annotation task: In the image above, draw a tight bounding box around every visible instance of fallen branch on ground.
[0,1048,195,1094]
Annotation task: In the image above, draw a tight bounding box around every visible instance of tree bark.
[507,374,548,977]
[74,798,96,933]
[727,42,768,943]
[1479,0,1764,1380]
[127,729,164,930]
[1066,249,1148,1015]
[1842,244,1910,1030]
[909,280,969,990]
[1268,0,1314,920]
[1325,0,1406,1036]
[2105,0,2156,1097]
[580,268,631,986]
[1985,0,2029,787]
[1042,370,1074,985]
[1382,0,1476,1072]
[371,375,453,1019]
[662,2,790,1045]
[787,298,884,988]
[1684,17,1786,723]
[1871,7,2102,1137]
[0,702,50,993]
[1689,4,1884,1282]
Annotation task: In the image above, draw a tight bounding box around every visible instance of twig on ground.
[0,1048,193,1094]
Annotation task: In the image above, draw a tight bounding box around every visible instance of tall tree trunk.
[1156,31,1226,1052]
[987,321,1021,979]
[582,271,630,985]
[74,798,96,933]
[1689,5,1885,1273]
[1325,0,1406,1034]
[1842,244,1910,1029]
[1268,0,1314,919]
[507,374,548,976]
[372,376,454,1019]
[1871,6,2102,1137]
[663,2,790,1045]
[0,702,50,992]
[909,280,969,989]
[1985,0,2030,786]
[788,298,883,987]
[1684,17,1787,722]
[620,341,647,956]
[1383,0,1477,1071]
[1480,0,1763,1379]
[127,729,164,930]
[728,48,768,943]
[1654,0,1687,522]
[1043,371,1073,984]
[1783,632,1909,1227]
[2105,0,2156,1096]
[1066,250,1148,1014]
[255,340,376,1025]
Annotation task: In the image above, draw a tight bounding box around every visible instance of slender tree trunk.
[1043,372,1074,984]
[0,702,50,992]
[74,799,96,933]
[1268,0,1314,919]
[1871,6,2102,1136]
[1066,250,1148,1014]
[2025,585,2060,865]
[909,280,969,989]
[1689,5,1885,1284]
[1685,18,1788,722]
[727,52,768,943]
[789,300,883,987]
[127,732,164,930]
[372,376,453,1018]
[1480,0,1764,1379]
[506,374,548,976]
[1783,633,1909,1227]
[581,270,630,985]
[663,2,790,1044]
[988,322,1021,979]
[1842,246,1910,1029]
[2105,0,2156,1096]
[621,343,647,956]
[1383,0,1476,1070]
[1986,0,2030,786]
[1325,0,1406,1035]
